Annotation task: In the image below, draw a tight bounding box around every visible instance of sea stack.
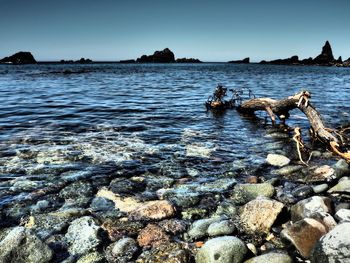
[0,51,37,64]
[137,48,175,63]
[313,41,335,65]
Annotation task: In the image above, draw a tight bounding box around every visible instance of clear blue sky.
[0,0,349,62]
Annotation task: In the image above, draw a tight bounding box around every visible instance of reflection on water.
[0,63,350,206]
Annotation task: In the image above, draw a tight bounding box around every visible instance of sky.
[0,0,349,62]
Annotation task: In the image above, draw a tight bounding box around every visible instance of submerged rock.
[266,154,290,167]
[65,216,102,255]
[239,197,284,233]
[281,218,328,258]
[232,183,275,204]
[291,196,333,222]
[196,236,248,263]
[0,227,53,263]
[310,222,350,263]
[244,252,292,263]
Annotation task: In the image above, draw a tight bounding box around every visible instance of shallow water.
[1,63,350,206]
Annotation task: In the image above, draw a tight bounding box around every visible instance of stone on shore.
[266,154,290,167]
[207,220,236,237]
[65,216,102,255]
[105,237,138,263]
[137,224,170,247]
[328,178,350,194]
[129,200,176,221]
[196,236,248,263]
[335,209,350,222]
[239,197,284,233]
[281,218,328,258]
[0,226,53,263]
[232,183,275,204]
[291,196,333,222]
[310,222,350,263]
[244,252,292,263]
[187,217,223,240]
[76,252,104,263]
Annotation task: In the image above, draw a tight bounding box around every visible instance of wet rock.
[196,178,237,193]
[10,178,41,191]
[157,188,200,208]
[207,220,236,237]
[96,188,141,211]
[59,181,93,200]
[232,183,275,205]
[105,237,138,263]
[214,200,238,217]
[273,165,303,176]
[145,176,174,191]
[89,197,115,212]
[281,218,328,258]
[291,196,333,222]
[159,219,187,235]
[239,197,284,233]
[312,183,328,194]
[292,185,314,199]
[244,252,292,263]
[109,177,146,195]
[266,154,290,167]
[310,222,350,263]
[196,236,248,263]
[305,165,336,182]
[182,207,208,220]
[0,51,37,64]
[129,200,176,221]
[31,200,50,213]
[187,217,223,240]
[76,252,105,263]
[0,227,53,263]
[137,224,170,247]
[65,216,102,255]
[102,218,144,241]
[335,209,350,222]
[328,178,350,194]
[136,242,190,263]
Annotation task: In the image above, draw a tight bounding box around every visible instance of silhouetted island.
[60,58,93,64]
[136,48,175,63]
[176,58,202,63]
[259,41,347,66]
[0,51,36,64]
[228,57,250,64]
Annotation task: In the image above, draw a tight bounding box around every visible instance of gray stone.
[76,252,104,263]
[214,200,238,217]
[310,222,350,263]
[335,209,350,222]
[106,237,138,263]
[292,185,314,198]
[187,217,223,240]
[59,181,94,200]
[244,252,292,263]
[207,220,236,237]
[65,216,101,255]
[196,236,248,263]
[0,227,53,263]
[333,159,350,178]
[273,165,303,176]
[232,183,275,204]
[312,184,329,194]
[90,197,115,212]
[266,154,290,167]
[328,179,350,194]
[291,196,333,222]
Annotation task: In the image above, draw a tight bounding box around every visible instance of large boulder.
[196,236,248,263]
[310,222,350,263]
[0,227,53,263]
[291,196,333,222]
[0,51,37,64]
[313,41,335,65]
[137,48,175,63]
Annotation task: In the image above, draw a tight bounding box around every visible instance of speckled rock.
[232,183,275,204]
[159,219,187,235]
[0,227,53,263]
[214,200,238,217]
[281,218,328,258]
[266,154,290,167]
[207,220,236,237]
[129,200,176,221]
[136,242,190,263]
[137,224,170,247]
[76,252,105,263]
[291,196,333,222]
[310,222,350,263]
[65,216,102,255]
[239,197,284,233]
[328,178,350,194]
[335,209,350,222]
[90,197,115,212]
[105,237,138,263]
[102,219,144,241]
[244,252,292,263]
[187,217,223,240]
[196,236,248,263]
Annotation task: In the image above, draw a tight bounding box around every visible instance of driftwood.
[237,90,350,164]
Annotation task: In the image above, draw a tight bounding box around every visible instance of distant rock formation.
[60,58,92,64]
[119,59,136,63]
[260,55,299,65]
[228,57,250,64]
[313,41,335,65]
[0,51,36,64]
[176,58,202,63]
[137,48,175,63]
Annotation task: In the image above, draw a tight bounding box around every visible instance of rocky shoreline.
[0,144,350,263]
